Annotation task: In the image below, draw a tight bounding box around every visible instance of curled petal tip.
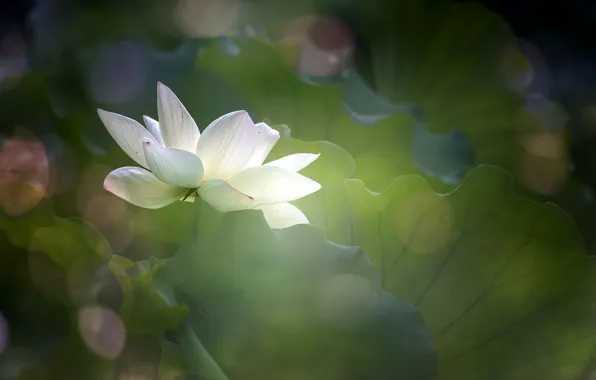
[157,81,169,91]
[230,110,249,118]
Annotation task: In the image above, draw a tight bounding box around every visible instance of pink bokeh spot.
[0,313,8,355]
[78,306,126,360]
[0,129,50,216]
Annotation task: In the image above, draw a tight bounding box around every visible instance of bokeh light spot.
[78,306,126,360]
[282,15,355,78]
[84,193,128,229]
[78,164,133,253]
[520,132,565,160]
[0,313,8,355]
[517,145,568,195]
[175,0,242,38]
[0,130,50,216]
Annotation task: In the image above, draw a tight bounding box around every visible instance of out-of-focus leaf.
[179,324,229,380]
[163,206,437,379]
[345,165,595,379]
[556,181,596,256]
[353,0,523,135]
[340,0,528,178]
[341,69,413,126]
[108,255,188,337]
[29,0,177,65]
[411,122,475,185]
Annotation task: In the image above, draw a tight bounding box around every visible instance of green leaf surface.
[179,324,229,380]
[353,0,524,135]
[163,206,437,380]
[345,0,525,174]
[108,255,188,337]
[345,164,595,379]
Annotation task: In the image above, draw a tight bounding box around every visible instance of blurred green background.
[2,0,596,379]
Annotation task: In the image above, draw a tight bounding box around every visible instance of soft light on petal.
[198,179,255,212]
[97,109,156,168]
[104,166,186,209]
[264,153,320,172]
[142,139,204,188]
[156,82,200,152]
[143,115,164,145]
[227,166,321,204]
[196,110,258,180]
[243,122,280,168]
[258,202,309,229]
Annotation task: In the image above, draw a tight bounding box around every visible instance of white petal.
[103,166,186,209]
[143,115,164,145]
[142,138,204,188]
[97,109,157,168]
[157,82,200,152]
[227,166,321,205]
[257,202,309,229]
[264,153,320,172]
[198,179,255,212]
[196,110,258,180]
[244,122,280,168]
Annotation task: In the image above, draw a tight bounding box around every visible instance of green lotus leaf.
[163,206,437,379]
[345,164,595,379]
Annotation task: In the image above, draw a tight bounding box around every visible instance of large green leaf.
[163,205,437,379]
[352,0,523,134]
[348,0,527,176]
[345,165,595,378]
[224,0,526,175]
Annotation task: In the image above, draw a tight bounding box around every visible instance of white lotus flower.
[98,82,321,229]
